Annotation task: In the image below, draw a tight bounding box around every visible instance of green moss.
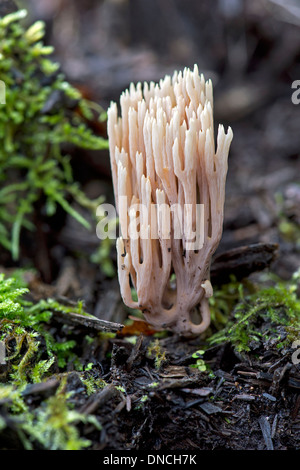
[0,270,104,449]
[209,269,300,353]
[0,272,90,382]
[0,378,101,450]
[0,9,108,260]
[147,338,167,369]
[80,374,107,396]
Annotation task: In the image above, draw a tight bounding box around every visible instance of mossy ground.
[0,267,299,450]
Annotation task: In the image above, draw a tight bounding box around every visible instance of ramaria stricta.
[107,65,233,336]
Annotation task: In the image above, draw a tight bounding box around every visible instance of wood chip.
[158,376,202,391]
[259,416,274,450]
[159,366,188,378]
[126,334,144,371]
[181,387,213,397]
[22,378,60,398]
[269,363,292,396]
[199,402,223,415]
[262,393,277,402]
[234,394,256,401]
[271,414,278,438]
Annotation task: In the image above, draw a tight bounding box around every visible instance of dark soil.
[2,281,299,451]
[1,0,300,451]
[71,331,300,451]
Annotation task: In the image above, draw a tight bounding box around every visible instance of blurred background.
[16,0,300,283]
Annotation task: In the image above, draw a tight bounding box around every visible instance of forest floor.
[1,259,299,451]
[0,0,300,451]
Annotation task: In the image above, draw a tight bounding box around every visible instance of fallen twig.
[79,383,119,415]
[52,310,124,332]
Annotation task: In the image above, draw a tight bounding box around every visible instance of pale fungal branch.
[108,65,233,336]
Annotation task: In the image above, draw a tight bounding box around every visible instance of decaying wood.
[211,242,279,285]
[79,383,120,415]
[126,334,144,372]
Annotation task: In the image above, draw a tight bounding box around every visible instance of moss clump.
[0,271,104,449]
[0,272,89,382]
[0,9,108,260]
[147,338,167,370]
[209,269,300,353]
[0,377,100,450]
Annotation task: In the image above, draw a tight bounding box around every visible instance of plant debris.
[0,267,299,450]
